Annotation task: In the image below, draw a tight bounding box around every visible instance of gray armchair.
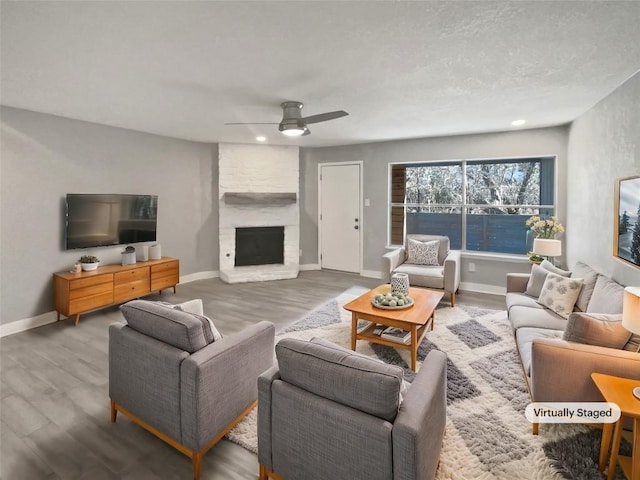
[258,337,447,480]
[109,299,275,480]
[383,235,461,306]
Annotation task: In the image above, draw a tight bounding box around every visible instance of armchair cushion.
[275,338,404,422]
[407,238,439,265]
[121,299,216,353]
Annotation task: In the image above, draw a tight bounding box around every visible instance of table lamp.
[622,286,640,399]
[532,238,562,264]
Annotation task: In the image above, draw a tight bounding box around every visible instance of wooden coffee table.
[343,285,444,371]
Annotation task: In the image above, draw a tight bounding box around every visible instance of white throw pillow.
[172,299,223,342]
[407,238,439,265]
[537,272,584,319]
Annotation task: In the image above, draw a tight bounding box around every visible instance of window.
[389,157,555,254]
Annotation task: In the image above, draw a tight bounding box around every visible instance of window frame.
[388,155,557,256]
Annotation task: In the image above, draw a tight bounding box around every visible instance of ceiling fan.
[225,101,349,137]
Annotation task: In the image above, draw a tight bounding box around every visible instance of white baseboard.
[180,271,219,284]
[361,269,383,279]
[0,311,58,338]
[459,281,506,296]
[299,263,321,271]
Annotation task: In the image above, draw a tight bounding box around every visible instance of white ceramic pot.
[81,262,99,271]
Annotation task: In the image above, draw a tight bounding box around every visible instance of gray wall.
[1,107,218,324]
[566,71,640,286]
[300,126,569,288]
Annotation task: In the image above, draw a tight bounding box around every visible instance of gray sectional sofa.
[506,261,640,432]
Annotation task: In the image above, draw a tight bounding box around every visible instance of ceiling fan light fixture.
[281,127,307,137]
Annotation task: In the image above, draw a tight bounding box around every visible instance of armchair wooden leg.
[110,400,117,423]
[259,464,268,480]
[192,453,202,480]
[450,292,456,307]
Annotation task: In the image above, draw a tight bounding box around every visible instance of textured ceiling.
[2,1,640,147]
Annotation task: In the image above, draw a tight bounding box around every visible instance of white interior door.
[319,163,361,273]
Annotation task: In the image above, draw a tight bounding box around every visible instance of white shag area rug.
[227,287,619,480]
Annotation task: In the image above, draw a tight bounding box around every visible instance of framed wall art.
[614,174,640,268]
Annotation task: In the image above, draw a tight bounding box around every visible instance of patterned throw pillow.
[537,272,584,319]
[407,238,440,265]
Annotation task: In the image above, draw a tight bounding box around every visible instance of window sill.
[385,245,530,263]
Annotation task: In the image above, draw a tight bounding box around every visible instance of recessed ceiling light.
[511,119,526,127]
[256,135,267,142]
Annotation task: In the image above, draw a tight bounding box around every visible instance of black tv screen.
[65,194,158,250]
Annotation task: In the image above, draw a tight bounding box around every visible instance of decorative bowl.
[81,262,100,271]
[371,292,414,310]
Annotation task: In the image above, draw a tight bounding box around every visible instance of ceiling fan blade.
[224,122,279,125]
[303,110,349,125]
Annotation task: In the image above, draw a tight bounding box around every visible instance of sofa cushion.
[563,312,630,349]
[540,260,571,277]
[393,264,444,289]
[537,273,584,319]
[586,275,624,314]
[516,327,564,376]
[571,262,599,312]
[525,262,570,298]
[508,304,568,332]
[121,299,215,353]
[275,337,404,422]
[407,238,440,266]
[506,292,546,313]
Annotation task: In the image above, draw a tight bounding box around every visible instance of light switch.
[364,198,371,207]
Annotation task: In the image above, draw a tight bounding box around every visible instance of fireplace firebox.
[235,226,284,267]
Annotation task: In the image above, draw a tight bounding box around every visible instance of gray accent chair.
[258,337,447,480]
[109,300,275,480]
[383,235,461,306]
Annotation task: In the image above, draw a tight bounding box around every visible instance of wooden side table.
[591,373,640,480]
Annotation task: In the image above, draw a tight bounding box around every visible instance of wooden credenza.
[54,257,179,325]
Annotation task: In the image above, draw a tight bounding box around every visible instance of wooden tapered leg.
[74,314,81,326]
[532,422,539,435]
[110,400,117,423]
[259,464,268,480]
[599,422,613,471]
[192,453,202,480]
[450,292,456,307]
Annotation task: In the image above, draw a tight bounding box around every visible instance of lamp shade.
[622,286,640,335]
[532,238,562,257]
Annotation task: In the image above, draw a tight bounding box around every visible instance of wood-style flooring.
[0,270,505,479]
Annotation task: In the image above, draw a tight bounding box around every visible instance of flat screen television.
[65,194,158,250]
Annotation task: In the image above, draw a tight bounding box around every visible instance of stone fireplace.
[218,143,299,283]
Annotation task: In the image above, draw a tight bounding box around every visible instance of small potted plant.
[527,252,543,264]
[79,254,100,271]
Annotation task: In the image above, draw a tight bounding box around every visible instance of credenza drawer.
[151,260,179,291]
[70,273,113,290]
[151,260,179,276]
[114,268,150,285]
[69,291,114,315]
[114,279,149,303]
[69,278,113,300]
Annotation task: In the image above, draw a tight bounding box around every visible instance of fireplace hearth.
[235,226,284,267]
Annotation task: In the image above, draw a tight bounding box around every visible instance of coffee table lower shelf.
[350,315,434,371]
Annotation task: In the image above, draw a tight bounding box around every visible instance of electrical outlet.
[468,262,476,272]
[364,198,371,207]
